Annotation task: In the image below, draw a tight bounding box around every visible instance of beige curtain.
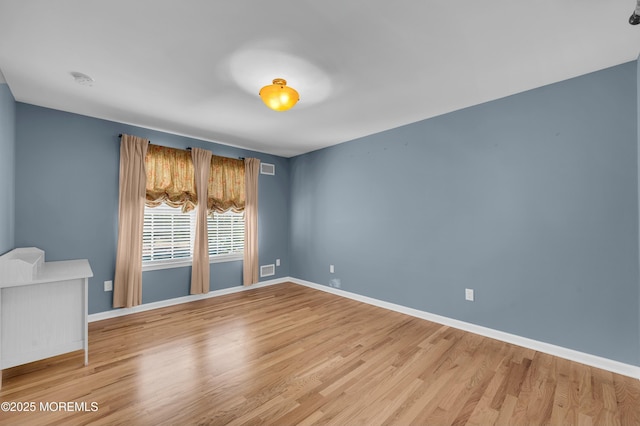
[243,158,260,286]
[113,134,149,308]
[190,148,212,294]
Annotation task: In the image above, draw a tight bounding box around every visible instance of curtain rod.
[118,134,151,143]
[186,147,245,160]
[118,135,243,160]
[185,146,245,160]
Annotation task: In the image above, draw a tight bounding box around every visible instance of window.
[142,203,244,270]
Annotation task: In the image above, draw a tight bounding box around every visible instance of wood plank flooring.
[1,282,638,425]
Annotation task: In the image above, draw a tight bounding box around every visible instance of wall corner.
[637,53,640,366]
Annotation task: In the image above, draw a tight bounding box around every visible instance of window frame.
[141,204,244,272]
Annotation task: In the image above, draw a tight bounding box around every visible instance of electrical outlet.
[465,288,474,301]
[104,280,113,292]
[276,259,280,267]
[330,264,335,273]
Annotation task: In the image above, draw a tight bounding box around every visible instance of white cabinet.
[0,248,93,387]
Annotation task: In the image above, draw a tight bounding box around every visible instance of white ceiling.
[1,1,639,157]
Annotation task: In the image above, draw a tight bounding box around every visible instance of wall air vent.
[260,264,275,277]
[260,163,275,175]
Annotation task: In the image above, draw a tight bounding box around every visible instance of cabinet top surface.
[0,259,93,288]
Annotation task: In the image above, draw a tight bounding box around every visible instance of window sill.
[142,253,243,272]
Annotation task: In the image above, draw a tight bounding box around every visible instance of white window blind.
[207,211,245,256]
[143,204,244,268]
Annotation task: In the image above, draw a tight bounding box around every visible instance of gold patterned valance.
[145,144,197,212]
[208,156,245,213]
[144,144,245,213]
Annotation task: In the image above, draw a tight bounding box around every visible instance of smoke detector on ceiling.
[630,0,640,24]
[70,71,94,86]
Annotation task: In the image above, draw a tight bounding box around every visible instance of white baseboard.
[288,277,640,380]
[87,277,287,323]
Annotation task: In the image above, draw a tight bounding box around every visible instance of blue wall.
[7,61,640,366]
[290,62,640,365]
[14,104,290,314]
[0,84,15,255]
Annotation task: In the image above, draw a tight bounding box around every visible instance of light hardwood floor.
[1,282,638,425]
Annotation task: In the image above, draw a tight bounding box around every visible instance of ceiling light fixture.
[259,78,299,111]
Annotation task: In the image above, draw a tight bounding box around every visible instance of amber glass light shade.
[259,78,299,111]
